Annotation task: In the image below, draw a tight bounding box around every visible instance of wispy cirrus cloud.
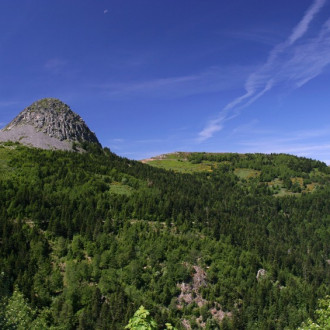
[198,0,330,142]
[235,126,330,163]
[95,65,254,99]
[222,29,284,47]
[44,58,67,74]
[242,140,330,163]
[109,138,125,143]
[288,0,326,44]
[0,101,19,107]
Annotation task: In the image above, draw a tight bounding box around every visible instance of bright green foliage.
[0,144,329,329]
[4,287,34,329]
[299,296,330,329]
[125,306,157,329]
[1,286,50,329]
[125,306,177,330]
[147,151,330,195]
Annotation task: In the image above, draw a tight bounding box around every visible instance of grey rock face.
[256,269,267,281]
[0,98,100,150]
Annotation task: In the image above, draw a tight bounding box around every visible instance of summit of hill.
[0,98,100,151]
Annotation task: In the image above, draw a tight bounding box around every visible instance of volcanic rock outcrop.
[0,98,100,151]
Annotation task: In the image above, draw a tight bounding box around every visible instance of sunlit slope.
[143,152,330,196]
[1,143,329,329]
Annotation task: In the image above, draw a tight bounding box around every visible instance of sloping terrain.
[0,144,329,329]
[143,151,330,196]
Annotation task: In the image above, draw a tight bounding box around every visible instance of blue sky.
[1,0,330,162]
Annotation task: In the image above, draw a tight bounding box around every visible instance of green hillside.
[144,151,330,196]
[0,143,329,329]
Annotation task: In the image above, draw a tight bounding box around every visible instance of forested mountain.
[0,142,329,329]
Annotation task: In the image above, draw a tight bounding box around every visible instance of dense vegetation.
[0,143,329,329]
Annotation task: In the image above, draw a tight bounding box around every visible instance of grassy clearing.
[305,182,317,192]
[110,182,133,195]
[267,177,319,196]
[144,152,328,197]
[146,159,216,173]
[234,168,260,180]
[267,178,297,196]
[275,187,294,197]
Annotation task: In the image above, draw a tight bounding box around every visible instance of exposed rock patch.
[0,98,100,151]
[177,266,208,309]
[177,265,231,329]
[256,268,267,281]
[210,303,232,323]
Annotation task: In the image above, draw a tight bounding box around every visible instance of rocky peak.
[4,98,99,144]
[0,98,101,150]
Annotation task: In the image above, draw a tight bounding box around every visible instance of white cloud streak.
[0,101,19,107]
[234,126,330,163]
[198,0,329,142]
[243,141,330,161]
[288,0,326,44]
[241,140,330,164]
[96,65,254,99]
[44,58,67,73]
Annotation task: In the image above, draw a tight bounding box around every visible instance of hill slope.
[143,151,330,196]
[0,144,329,329]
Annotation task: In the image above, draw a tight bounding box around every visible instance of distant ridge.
[0,98,100,151]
